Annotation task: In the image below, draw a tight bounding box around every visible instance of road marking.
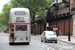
[57,46,74,49]
[34,41,36,42]
[49,47,55,50]
[59,48,62,50]
[47,47,55,50]
[38,43,40,45]
[42,45,47,47]
[62,44,66,45]
[47,48,50,50]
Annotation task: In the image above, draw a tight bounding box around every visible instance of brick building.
[47,0,75,36]
[31,0,75,36]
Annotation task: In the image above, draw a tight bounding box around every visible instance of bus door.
[14,25,28,42]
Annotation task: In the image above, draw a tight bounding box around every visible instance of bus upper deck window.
[14,11,27,16]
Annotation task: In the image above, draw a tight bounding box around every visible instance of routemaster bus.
[9,8,31,45]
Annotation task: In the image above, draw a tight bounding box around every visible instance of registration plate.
[20,38,23,40]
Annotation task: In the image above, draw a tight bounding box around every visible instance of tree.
[9,0,52,35]
[10,0,52,22]
[0,13,4,31]
[1,3,13,28]
[0,0,52,34]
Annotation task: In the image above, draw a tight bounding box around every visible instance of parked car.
[41,31,57,43]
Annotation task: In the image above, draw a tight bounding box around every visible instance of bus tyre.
[9,43,12,45]
[27,42,29,45]
[9,42,14,45]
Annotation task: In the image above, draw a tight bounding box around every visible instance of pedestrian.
[59,30,62,36]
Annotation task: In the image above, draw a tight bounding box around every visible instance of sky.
[0,0,10,13]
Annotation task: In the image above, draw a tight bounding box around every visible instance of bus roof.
[10,8,29,12]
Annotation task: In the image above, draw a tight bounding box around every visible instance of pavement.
[58,36,75,45]
[31,34,75,45]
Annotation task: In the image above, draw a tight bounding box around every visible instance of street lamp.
[33,14,36,35]
[68,0,71,41]
[56,0,58,36]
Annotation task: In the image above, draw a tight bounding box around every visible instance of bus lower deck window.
[16,25,27,31]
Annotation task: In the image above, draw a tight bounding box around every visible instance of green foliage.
[0,0,53,28]
[10,0,52,23]
[46,0,53,4]
[0,3,13,28]
[36,10,47,22]
[3,4,13,27]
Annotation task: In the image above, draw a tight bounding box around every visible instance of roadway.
[0,33,75,50]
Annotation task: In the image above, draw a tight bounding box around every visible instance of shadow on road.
[45,41,57,44]
[9,43,30,45]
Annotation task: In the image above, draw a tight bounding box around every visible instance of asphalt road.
[31,35,75,50]
[0,33,75,50]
